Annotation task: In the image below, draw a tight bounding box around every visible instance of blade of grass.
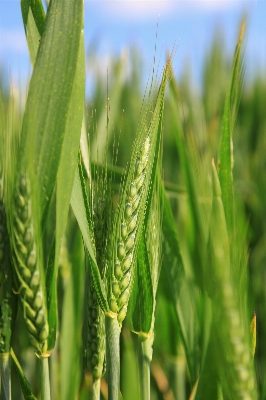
[0,354,11,400]
[70,165,109,312]
[160,179,198,384]
[20,0,84,229]
[10,349,37,400]
[60,225,84,400]
[20,0,45,65]
[218,20,246,236]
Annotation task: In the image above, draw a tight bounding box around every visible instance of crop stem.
[91,379,101,400]
[138,335,152,400]
[40,357,51,400]
[0,353,11,400]
[105,314,121,400]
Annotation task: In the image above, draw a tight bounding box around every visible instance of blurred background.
[1,0,266,95]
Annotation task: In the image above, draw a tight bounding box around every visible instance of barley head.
[9,174,49,356]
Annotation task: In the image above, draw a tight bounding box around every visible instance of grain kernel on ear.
[112,282,120,298]
[125,233,135,251]
[117,243,126,260]
[26,318,38,337]
[20,206,29,223]
[36,310,45,327]
[109,298,118,313]
[24,228,33,245]
[22,266,31,281]
[125,203,132,218]
[114,263,123,280]
[39,325,49,341]
[120,274,130,291]
[135,175,145,191]
[30,270,40,288]
[121,223,127,239]
[128,214,137,231]
[132,196,140,213]
[27,249,37,270]
[19,176,28,196]
[28,333,41,351]
[25,303,36,320]
[15,193,26,209]
[118,289,129,308]
[33,291,43,310]
[118,305,127,324]
[122,254,132,272]
[129,183,137,198]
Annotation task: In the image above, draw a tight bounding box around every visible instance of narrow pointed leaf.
[10,349,37,400]
[20,0,84,227]
[160,180,198,384]
[218,20,245,235]
[71,167,109,312]
[20,0,45,65]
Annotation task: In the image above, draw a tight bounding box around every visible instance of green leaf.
[195,328,218,400]
[169,77,208,289]
[60,227,84,400]
[20,0,84,227]
[129,231,153,334]
[10,349,37,400]
[218,20,245,236]
[20,0,45,65]
[48,31,85,351]
[160,179,198,384]
[0,354,11,400]
[20,0,85,352]
[70,167,109,313]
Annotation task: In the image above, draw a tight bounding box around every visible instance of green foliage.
[1,5,265,399]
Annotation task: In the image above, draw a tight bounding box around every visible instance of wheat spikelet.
[109,136,151,323]
[10,174,49,356]
[0,173,17,354]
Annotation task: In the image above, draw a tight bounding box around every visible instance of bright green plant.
[0,3,264,399]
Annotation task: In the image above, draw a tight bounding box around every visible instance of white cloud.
[0,29,27,54]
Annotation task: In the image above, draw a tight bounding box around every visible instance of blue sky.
[0,0,265,94]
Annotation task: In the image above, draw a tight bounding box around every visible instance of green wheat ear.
[10,173,49,356]
[2,116,49,357]
[108,59,172,324]
[0,171,17,355]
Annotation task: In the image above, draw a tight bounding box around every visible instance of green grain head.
[84,157,114,380]
[2,113,49,357]
[0,169,17,354]
[108,60,172,325]
[10,173,49,356]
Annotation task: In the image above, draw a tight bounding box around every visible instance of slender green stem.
[105,315,121,400]
[40,357,51,400]
[138,335,152,400]
[168,357,186,400]
[90,379,101,400]
[0,353,11,400]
